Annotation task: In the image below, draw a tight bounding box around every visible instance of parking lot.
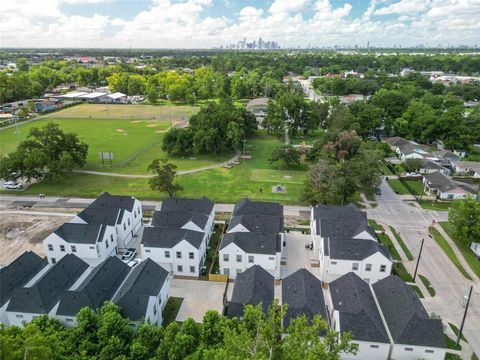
[170,278,227,322]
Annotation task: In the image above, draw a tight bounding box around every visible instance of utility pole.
[456,285,473,347]
[413,238,424,281]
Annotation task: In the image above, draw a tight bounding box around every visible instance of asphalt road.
[368,179,480,355]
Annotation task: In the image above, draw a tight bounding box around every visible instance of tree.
[16,57,29,72]
[269,145,301,167]
[404,158,422,172]
[0,123,88,182]
[147,84,159,103]
[449,198,480,245]
[147,159,183,198]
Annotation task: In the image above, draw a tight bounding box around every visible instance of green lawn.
[377,232,413,282]
[368,219,384,231]
[379,162,395,175]
[411,285,424,298]
[418,274,436,297]
[162,297,183,325]
[419,200,453,211]
[440,222,480,279]
[445,335,461,351]
[404,180,424,195]
[377,233,401,261]
[428,227,472,280]
[390,226,414,260]
[386,179,410,195]
[201,224,224,279]
[449,322,467,343]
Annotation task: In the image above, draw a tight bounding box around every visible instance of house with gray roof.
[233,198,283,217]
[53,256,131,326]
[227,265,274,318]
[160,197,214,216]
[6,254,89,327]
[0,251,47,325]
[311,204,390,284]
[326,272,391,360]
[113,258,170,328]
[141,227,207,277]
[373,275,446,360]
[423,171,477,200]
[282,269,327,328]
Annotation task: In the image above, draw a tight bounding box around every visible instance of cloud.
[375,0,432,15]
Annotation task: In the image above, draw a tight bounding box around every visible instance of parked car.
[127,259,142,268]
[375,188,382,195]
[4,182,23,190]
[121,248,136,262]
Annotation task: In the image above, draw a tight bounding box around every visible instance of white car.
[121,248,136,262]
[4,182,23,190]
[127,259,142,268]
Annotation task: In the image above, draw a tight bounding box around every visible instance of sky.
[0,0,479,49]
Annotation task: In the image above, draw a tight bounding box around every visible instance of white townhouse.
[311,203,392,284]
[0,251,47,325]
[5,254,89,327]
[219,232,281,279]
[43,223,118,265]
[326,272,391,360]
[141,228,206,277]
[113,258,171,328]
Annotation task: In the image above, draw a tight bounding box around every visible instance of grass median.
[389,226,414,261]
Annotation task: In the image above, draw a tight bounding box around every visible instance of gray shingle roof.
[88,192,136,212]
[282,269,327,328]
[228,214,283,234]
[77,207,120,226]
[220,232,280,255]
[424,172,475,194]
[329,272,389,343]
[0,251,47,307]
[152,210,208,231]
[312,203,375,239]
[160,197,214,216]
[56,257,131,316]
[113,258,169,321]
[53,223,105,244]
[228,265,274,318]
[141,227,204,249]
[384,137,410,147]
[6,254,89,314]
[233,198,283,217]
[372,275,445,348]
[326,237,390,261]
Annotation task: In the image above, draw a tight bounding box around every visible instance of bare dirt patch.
[116,128,126,132]
[0,214,71,265]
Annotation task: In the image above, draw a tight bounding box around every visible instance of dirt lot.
[0,214,71,265]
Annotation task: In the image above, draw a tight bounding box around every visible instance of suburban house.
[141,227,206,277]
[311,204,392,284]
[450,160,480,178]
[113,258,170,328]
[5,254,89,327]
[373,276,446,360]
[418,159,450,175]
[227,265,274,318]
[326,272,391,360]
[220,199,284,279]
[53,256,131,326]
[219,232,281,279]
[396,143,431,161]
[0,252,48,325]
[423,172,477,200]
[384,136,410,151]
[282,268,327,329]
[470,242,480,259]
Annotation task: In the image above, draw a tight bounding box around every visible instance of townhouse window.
[89,246,95,249]
[71,245,77,253]
[66,318,73,323]
[189,252,194,259]
[145,249,151,253]
[123,223,126,231]
[190,266,195,273]
[110,234,114,243]
[223,254,229,262]
[16,315,24,318]
[236,255,242,263]
[176,251,182,259]
[330,261,337,265]
[177,265,183,272]
[47,244,53,251]
[106,240,109,248]
[51,258,56,264]
[60,245,65,252]
[130,323,136,327]
[153,304,157,315]
[404,348,413,352]
[268,256,275,261]
[236,269,242,274]
[352,263,359,271]
[380,265,387,273]
[164,250,170,258]
[248,255,254,263]
[224,268,230,276]
[365,263,372,272]
[128,219,131,226]
[425,350,434,354]
[134,212,137,219]
[370,345,379,349]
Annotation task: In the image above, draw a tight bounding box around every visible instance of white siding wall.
[390,344,446,360]
[341,340,390,360]
[0,302,9,325]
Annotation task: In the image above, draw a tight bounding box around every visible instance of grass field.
[419,200,453,211]
[386,179,410,194]
[419,274,436,296]
[390,226,414,260]
[250,169,306,183]
[162,297,183,325]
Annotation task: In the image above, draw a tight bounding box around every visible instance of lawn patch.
[445,335,461,350]
[410,285,424,298]
[418,274,435,297]
[386,179,410,195]
[429,227,472,280]
[250,169,306,184]
[368,219,384,231]
[162,297,183,325]
[393,262,413,282]
[389,226,414,260]
[377,233,401,261]
[419,200,453,211]
[449,322,467,343]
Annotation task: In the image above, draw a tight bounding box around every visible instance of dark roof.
[329,272,389,343]
[53,223,105,244]
[233,198,283,217]
[228,265,274,318]
[282,269,327,328]
[420,159,444,170]
[160,197,214,216]
[0,251,48,307]
[6,254,89,314]
[228,214,283,234]
[424,172,472,193]
[373,275,445,348]
[326,237,390,261]
[56,257,131,316]
[87,192,136,212]
[384,137,410,147]
[113,258,169,321]
[141,227,204,249]
[152,210,208,231]
[220,232,281,255]
[312,203,375,239]
[76,207,120,226]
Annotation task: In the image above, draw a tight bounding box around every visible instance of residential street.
[368,179,480,355]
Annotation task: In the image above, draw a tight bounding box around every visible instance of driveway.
[281,231,321,279]
[169,278,226,322]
